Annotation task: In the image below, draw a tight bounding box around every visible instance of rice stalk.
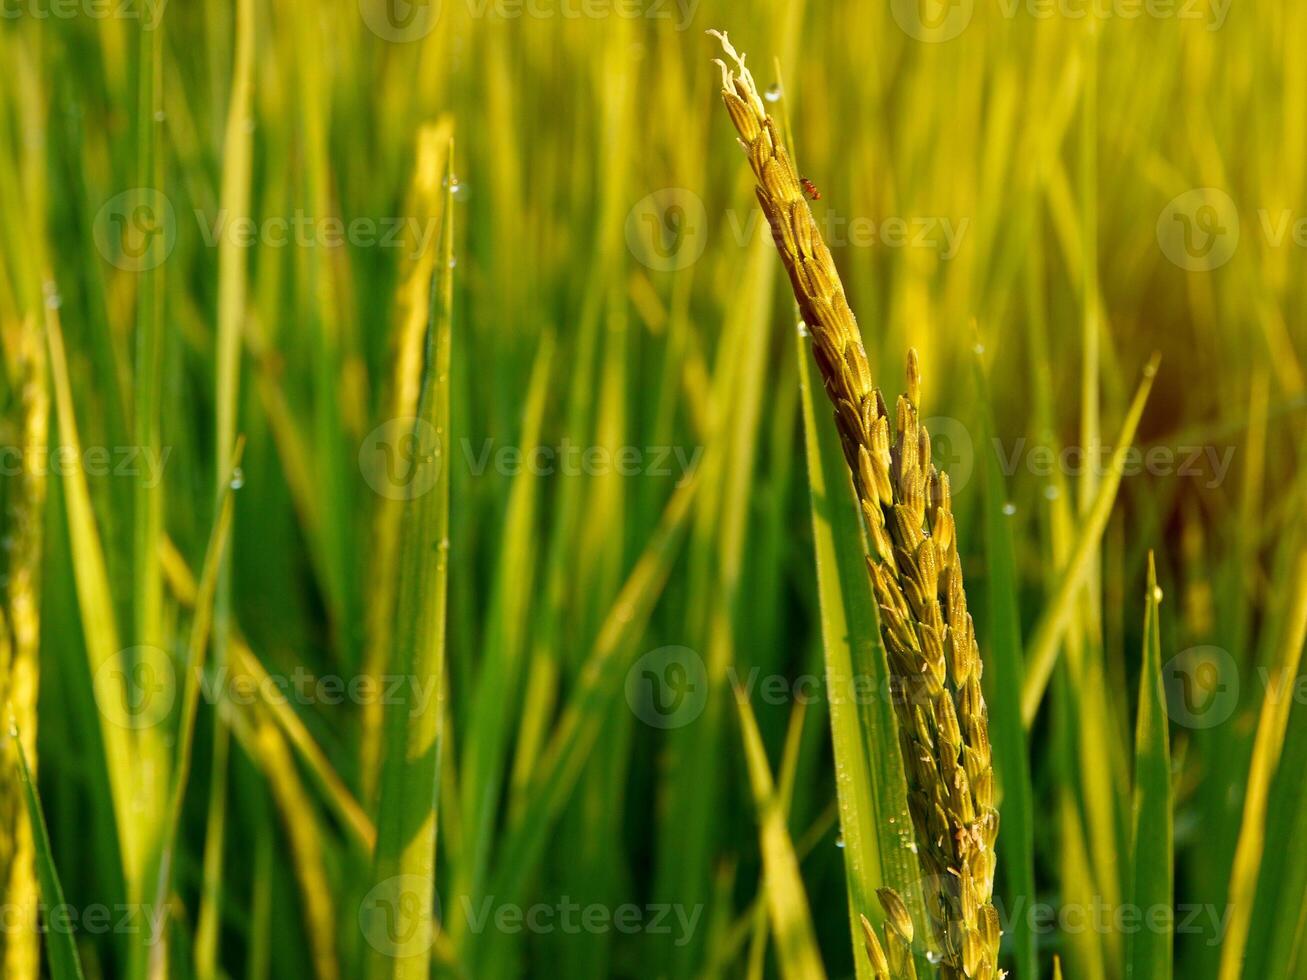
[0,314,46,980]
[710,32,1001,979]
[196,0,256,970]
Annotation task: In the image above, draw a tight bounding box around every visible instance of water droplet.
[153,110,166,122]
[445,175,466,199]
[926,951,943,965]
[1043,485,1060,500]
[1153,585,1164,603]
[1143,360,1158,378]
[447,256,458,269]
[835,833,846,849]
[973,342,986,354]
[797,322,810,338]
[229,467,245,490]
[1001,501,1017,516]
[7,719,18,739]
[43,281,61,309]
[764,83,782,103]
[242,118,256,134]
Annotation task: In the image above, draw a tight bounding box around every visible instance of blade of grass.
[655,212,774,980]
[1217,549,1307,980]
[1243,649,1307,979]
[128,36,171,975]
[481,472,700,924]
[360,118,455,805]
[1126,553,1173,980]
[365,140,455,980]
[146,447,239,976]
[9,728,85,980]
[796,331,921,975]
[1244,465,1307,980]
[973,343,1038,979]
[451,331,553,940]
[746,702,810,980]
[45,303,139,882]
[1021,354,1161,725]
[248,710,339,980]
[196,0,255,969]
[157,534,375,852]
[733,689,827,980]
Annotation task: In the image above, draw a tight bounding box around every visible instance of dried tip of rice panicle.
[710,31,1003,980]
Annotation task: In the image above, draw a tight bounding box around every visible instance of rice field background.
[0,0,1304,977]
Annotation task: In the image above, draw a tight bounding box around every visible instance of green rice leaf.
[10,727,86,980]
[482,473,700,915]
[972,346,1038,979]
[365,140,457,980]
[796,331,921,976]
[1021,354,1161,726]
[1217,550,1307,980]
[1126,553,1173,980]
[733,688,827,980]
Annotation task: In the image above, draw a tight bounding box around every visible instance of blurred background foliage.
[0,0,1305,977]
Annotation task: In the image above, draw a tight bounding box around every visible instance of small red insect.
[800,177,822,201]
